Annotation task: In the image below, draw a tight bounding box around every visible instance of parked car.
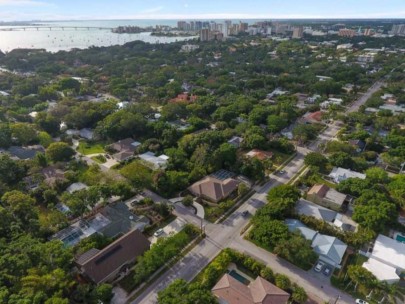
[323,266,332,276]
[154,228,164,237]
[105,154,111,159]
[355,300,369,304]
[241,210,249,217]
[314,261,325,272]
[279,170,286,174]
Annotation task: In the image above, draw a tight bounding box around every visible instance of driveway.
[150,218,186,244]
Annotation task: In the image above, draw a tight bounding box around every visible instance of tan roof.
[188,176,240,202]
[308,184,329,198]
[212,274,253,304]
[76,229,150,284]
[212,274,290,304]
[250,277,290,304]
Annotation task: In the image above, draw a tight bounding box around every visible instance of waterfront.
[0,20,197,53]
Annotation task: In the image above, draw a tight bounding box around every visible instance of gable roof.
[76,229,150,284]
[250,276,290,304]
[212,274,253,304]
[312,234,347,265]
[370,234,405,270]
[285,219,317,241]
[212,274,290,304]
[296,199,337,222]
[308,184,329,198]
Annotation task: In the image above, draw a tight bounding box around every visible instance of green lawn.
[91,155,107,164]
[77,141,105,155]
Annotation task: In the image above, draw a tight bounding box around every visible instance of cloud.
[0,0,49,6]
[141,6,164,14]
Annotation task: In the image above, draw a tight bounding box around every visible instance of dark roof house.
[75,229,150,284]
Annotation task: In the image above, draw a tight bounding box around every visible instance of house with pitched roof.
[246,149,273,161]
[307,184,347,211]
[212,274,290,304]
[109,138,141,162]
[286,219,348,267]
[329,167,366,184]
[188,170,240,203]
[75,229,150,284]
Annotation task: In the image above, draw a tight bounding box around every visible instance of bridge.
[0,26,114,32]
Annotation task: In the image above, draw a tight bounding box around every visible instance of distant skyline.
[0,0,405,21]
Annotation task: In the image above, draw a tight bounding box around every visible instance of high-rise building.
[195,21,203,31]
[292,26,304,39]
[177,21,187,31]
[391,24,405,36]
[339,28,356,37]
[200,29,212,41]
[239,22,248,33]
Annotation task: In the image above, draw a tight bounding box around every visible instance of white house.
[362,234,405,284]
[138,152,169,170]
[329,167,366,184]
[286,219,347,267]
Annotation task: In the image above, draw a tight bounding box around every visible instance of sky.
[0,0,405,21]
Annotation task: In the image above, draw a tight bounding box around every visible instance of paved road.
[119,80,385,304]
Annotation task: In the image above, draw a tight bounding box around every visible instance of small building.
[362,234,405,284]
[320,98,343,109]
[138,152,169,170]
[75,229,150,284]
[188,170,240,203]
[212,274,290,304]
[227,136,244,148]
[246,149,273,161]
[329,167,366,184]
[66,182,88,194]
[307,184,347,211]
[169,93,197,104]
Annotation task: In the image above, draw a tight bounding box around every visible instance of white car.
[355,300,369,304]
[314,261,325,272]
[154,228,164,237]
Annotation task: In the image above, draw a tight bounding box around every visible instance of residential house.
[297,199,354,231]
[169,93,197,104]
[246,149,273,161]
[8,145,44,160]
[362,234,405,284]
[138,152,169,170]
[51,201,149,247]
[320,98,343,109]
[66,182,88,194]
[79,128,94,140]
[307,184,347,211]
[212,274,290,304]
[286,219,348,267]
[75,229,150,284]
[188,170,240,203]
[228,136,244,148]
[110,138,141,162]
[329,167,366,184]
[301,111,323,124]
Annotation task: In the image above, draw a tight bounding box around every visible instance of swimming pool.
[396,234,405,243]
[227,270,250,285]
